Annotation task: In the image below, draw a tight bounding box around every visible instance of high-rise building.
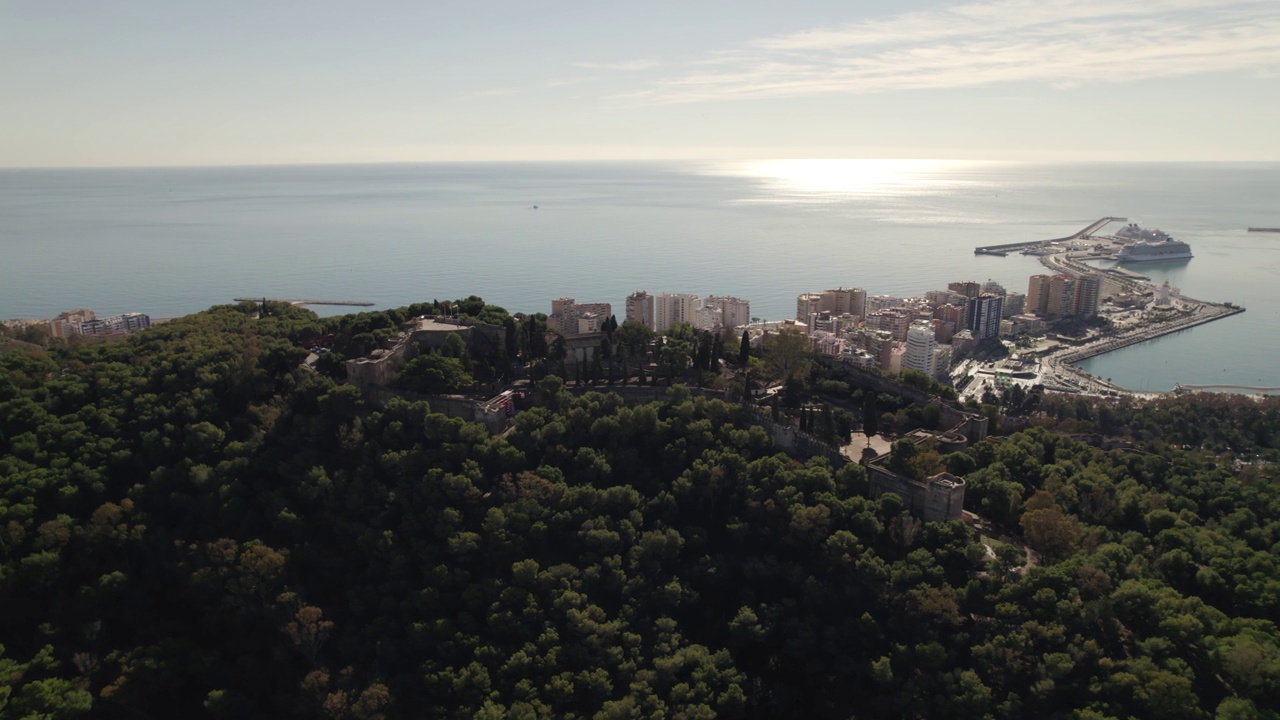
[1071,274,1102,317]
[654,293,700,333]
[982,279,1007,295]
[931,344,953,380]
[948,281,982,299]
[850,288,867,318]
[904,321,937,378]
[935,303,966,332]
[625,291,655,330]
[49,308,96,339]
[967,294,1004,340]
[704,296,751,329]
[819,288,865,317]
[796,293,822,321]
[864,309,913,342]
[1046,275,1075,318]
[1027,275,1052,315]
[1002,292,1026,318]
[926,290,969,309]
[549,298,611,335]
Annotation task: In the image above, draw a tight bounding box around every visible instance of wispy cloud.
[574,59,660,72]
[622,0,1280,103]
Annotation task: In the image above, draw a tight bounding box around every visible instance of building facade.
[654,293,700,333]
[903,321,937,378]
[967,294,1004,340]
[625,291,655,330]
[549,298,611,336]
[704,295,751,329]
[796,293,822,322]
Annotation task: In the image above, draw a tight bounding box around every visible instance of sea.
[2,160,1278,392]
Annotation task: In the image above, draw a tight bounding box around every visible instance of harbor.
[969,216,1245,397]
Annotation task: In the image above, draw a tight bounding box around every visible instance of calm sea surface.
[2,160,1277,391]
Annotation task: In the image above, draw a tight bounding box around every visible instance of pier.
[1247,227,1280,233]
[1175,383,1280,394]
[234,298,375,307]
[973,216,1125,256]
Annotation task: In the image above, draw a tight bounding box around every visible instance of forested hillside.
[1,303,1278,719]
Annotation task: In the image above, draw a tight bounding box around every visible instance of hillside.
[1,302,1278,719]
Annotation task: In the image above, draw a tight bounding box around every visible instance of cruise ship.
[1116,235,1193,262]
[1115,223,1173,244]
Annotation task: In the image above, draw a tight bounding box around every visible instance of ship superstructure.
[1111,223,1192,262]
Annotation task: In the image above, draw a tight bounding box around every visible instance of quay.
[234,298,375,307]
[1175,383,1280,394]
[973,216,1125,256]
[1247,227,1280,233]
[1055,304,1245,365]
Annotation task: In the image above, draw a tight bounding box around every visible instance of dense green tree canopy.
[2,301,1280,719]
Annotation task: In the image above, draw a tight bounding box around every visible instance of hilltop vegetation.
[1,301,1279,719]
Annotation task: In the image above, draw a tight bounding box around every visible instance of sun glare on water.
[708,158,969,195]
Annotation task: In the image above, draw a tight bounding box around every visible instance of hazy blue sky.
[4,0,1278,167]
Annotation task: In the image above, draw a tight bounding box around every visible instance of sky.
[3,0,1279,167]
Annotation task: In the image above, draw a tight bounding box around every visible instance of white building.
[704,295,751,329]
[654,293,700,333]
[79,312,152,336]
[693,305,722,331]
[904,321,937,378]
[931,344,953,380]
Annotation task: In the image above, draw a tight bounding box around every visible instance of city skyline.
[4,0,1279,168]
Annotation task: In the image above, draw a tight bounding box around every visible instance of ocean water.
[2,160,1277,391]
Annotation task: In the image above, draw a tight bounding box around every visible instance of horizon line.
[5,157,1280,172]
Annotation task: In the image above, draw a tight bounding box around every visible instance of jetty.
[1175,383,1280,394]
[1247,227,1280,233]
[974,216,1125,256]
[234,298,375,307]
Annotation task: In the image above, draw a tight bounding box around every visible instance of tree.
[863,394,879,447]
[739,330,751,366]
[762,328,812,383]
[394,354,474,394]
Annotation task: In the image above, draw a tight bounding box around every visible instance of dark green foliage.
[3,304,1280,719]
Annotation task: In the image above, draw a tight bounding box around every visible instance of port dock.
[1175,383,1280,394]
[1055,303,1245,365]
[973,216,1126,256]
[234,298,375,307]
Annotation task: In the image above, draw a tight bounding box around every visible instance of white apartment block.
[704,295,751,329]
[931,344,953,380]
[904,321,937,378]
[693,306,722,332]
[79,312,151,336]
[654,293,700,333]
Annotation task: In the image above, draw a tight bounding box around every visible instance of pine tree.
[863,394,879,448]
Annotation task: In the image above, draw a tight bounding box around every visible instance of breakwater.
[233,298,375,307]
[973,216,1125,255]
